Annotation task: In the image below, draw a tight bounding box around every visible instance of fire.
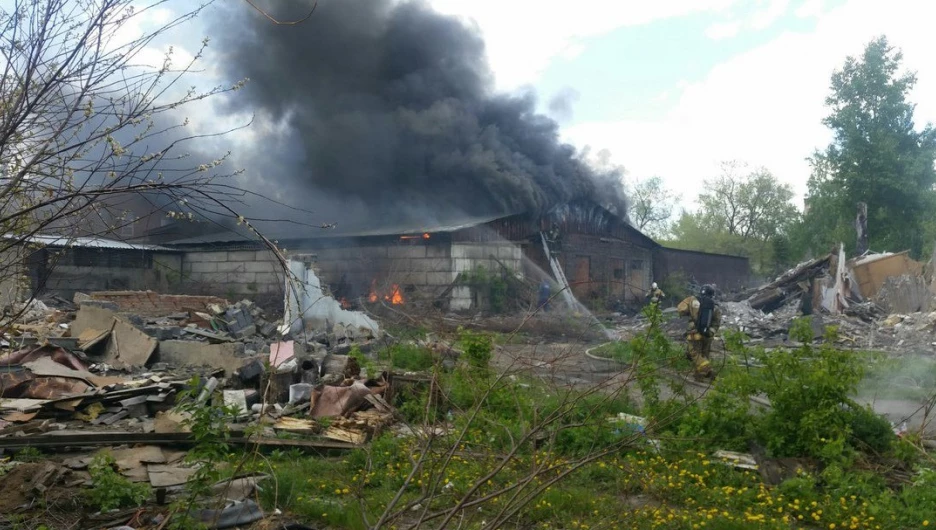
[399,232,431,240]
[385,284,404,305]
[367,280,404,305]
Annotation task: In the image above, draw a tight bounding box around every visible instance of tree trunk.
[855,202,869,256]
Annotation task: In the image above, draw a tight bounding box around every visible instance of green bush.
[675,319,894,463]
[387,343,435,372]
[86,453,151,512]
[457,328,493,371]
[459,265,510,313]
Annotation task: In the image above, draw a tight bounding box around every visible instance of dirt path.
[493,341,936,436]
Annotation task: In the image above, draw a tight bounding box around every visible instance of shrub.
[457,328,493,371]
[387,343,435,372]
[86,453,151,512]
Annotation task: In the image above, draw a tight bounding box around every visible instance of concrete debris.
[876,274,934,315]
[284,256,380,338]
[0,288,409,524]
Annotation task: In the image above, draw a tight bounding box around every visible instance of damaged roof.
[2,233,176,252]
[164,211,524,246]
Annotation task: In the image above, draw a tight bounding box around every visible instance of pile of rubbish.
[711,245,936,351]
[0,289,408,527]
[738,246,936,318]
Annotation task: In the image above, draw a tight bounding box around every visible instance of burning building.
[166,199,750,311]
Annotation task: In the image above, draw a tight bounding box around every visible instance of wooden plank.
[0,432,358,452]
[77,328,110,351]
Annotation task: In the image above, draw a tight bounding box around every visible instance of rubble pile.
[0,289,416,526]
[876,274,933,315]
[706,243,936,350]
[739,254,835,313]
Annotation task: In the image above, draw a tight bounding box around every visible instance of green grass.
[589,341,636,363]
[384,343,435,371]
[247,316,936,530]
[589,339,691,370]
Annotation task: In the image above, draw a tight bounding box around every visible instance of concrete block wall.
[0,248,25,308]
[90,291,229,314]
[177,241,524,311]
[36,253,183,303]
[450,242,524,311]
[182,249,284,297]
[311,243,453,303]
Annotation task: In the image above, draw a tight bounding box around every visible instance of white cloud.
[564,0,936,206]
[705,21,743,40]
[750,0,791,30]
[795,0,824,18]
[429,0,742,89]
[703,0,791,41]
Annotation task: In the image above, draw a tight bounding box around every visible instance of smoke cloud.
[209,0,627,232]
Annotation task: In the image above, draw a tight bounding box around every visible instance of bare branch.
[244,0,317,25]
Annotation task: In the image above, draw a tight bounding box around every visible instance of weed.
[12,447,42,462]
[85,452,151,512]
[386,343,434,371]
[457,327,492,372]
[166,376,242,529]
[459,265,510,313]
[349,345,379,376]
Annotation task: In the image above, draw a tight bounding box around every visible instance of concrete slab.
[157,340,246,374]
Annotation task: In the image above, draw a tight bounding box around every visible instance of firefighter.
[646,282,665,305]
[538,280,551,312]
[676,284,722,380]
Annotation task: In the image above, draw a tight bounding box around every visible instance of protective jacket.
[676,295,722,341]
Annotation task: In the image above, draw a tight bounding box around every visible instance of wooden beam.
[0,432,358,452]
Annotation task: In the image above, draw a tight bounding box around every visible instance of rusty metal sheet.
[0,344,88,371]
[0,370,92,399]
[309,381,377,418]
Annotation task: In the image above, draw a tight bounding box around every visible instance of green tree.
[666,162,799,274]
[802,36,936,258]
[628,176,680,238]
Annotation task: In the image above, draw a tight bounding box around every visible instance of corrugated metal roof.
[165,211,521,246]
[2,233,177,252]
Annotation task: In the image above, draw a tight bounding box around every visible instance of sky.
[431,0,936,208]
[127,0,936,211]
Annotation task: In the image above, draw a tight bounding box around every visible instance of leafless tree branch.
[244,0,317,26]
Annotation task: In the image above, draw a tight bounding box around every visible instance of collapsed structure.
[739,245,936,317]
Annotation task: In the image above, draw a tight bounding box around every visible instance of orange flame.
[400,232,431,240]
[367,280,405,305]
[384,284,404,305]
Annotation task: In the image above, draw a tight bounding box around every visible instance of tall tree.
[668,162,798,273]
[803,36,936,258]
[628,176,680,238]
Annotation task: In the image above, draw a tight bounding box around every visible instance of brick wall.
[90,290,229,314]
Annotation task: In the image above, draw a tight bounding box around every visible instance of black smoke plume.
[210,0,627,232]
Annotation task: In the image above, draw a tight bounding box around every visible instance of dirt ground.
[487,313,936,437]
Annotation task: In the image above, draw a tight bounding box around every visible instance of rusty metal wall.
[652,247,751,292]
